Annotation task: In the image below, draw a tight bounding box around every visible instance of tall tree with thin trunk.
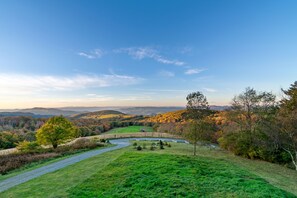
[185,91,212,155]
[277,81,297,170]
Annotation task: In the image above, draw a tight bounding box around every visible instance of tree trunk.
[52,142,58,149]
[283,148,297,170]
[194,142,196,156]
[295,151,297,171]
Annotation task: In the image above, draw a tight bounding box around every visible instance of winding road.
[0,138,186,193]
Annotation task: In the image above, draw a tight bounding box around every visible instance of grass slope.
[1,142,297,197]
[106,126,154,134]
[0,148,126,197]
[69,152,294,197]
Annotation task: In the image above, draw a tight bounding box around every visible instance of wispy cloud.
[78,49,104,59]
[135,88,189,93]
[85,94,114,101]
[185,68,205,75]
[119,96,152,101]
[203,88,218,93]
[115,47,185,66]
[0,73,143,95]
[180,46,192,54]
[158,70,175,77]
[86,93,97,97]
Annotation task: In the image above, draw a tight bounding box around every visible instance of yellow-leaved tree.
[36,116,77,149]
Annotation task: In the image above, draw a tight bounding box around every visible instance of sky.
[0,0,297,109]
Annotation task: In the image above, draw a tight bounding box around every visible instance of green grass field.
[106,126,154,134]
[1,141,297,197]
[69,153,293,197]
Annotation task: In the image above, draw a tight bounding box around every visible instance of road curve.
[0,138,186,193]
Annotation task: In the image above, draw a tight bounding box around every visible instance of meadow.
[106,126,154,134]
[1,140,296,197]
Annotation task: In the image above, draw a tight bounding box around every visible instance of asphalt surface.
[0,138,185,193]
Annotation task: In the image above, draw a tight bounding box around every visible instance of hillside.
[118,107,185,115]
[144,110,187,123]
[72,110,129,120]
[19,108,78,116]
[0,112,38,118]
[1,141,296,197]
[0,106,230,118]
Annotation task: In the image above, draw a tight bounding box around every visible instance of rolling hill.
[71,110,129,120]
[144,110,187,123]
[0,106,230,118]
[18,108,78,116]
[118,107,185,115]
[0,112,37,117]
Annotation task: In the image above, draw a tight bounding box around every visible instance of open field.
[106,126,154,134]
[1,140,297,197]
[69,152,293,197]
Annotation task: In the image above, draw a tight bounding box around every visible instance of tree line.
[1,81,297,170]
[178,81,297,170]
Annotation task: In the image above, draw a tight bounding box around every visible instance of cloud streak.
[78,49,104,59]
[184,68,205,75]
[0,73,143,95]
[203,88,217,93]
[115,47,185,66]
[158,70,175,77]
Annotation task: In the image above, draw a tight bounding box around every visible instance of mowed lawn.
[69,153,293,198]
[1,142,297,197]
[106,126,154,134]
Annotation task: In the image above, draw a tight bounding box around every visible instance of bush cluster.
[0,138,107,175]
[70,138,105,150]
[133,140,172,151]
[0,153,60,174]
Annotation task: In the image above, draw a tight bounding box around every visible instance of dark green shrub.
[136,145,142,150]
[0,131,19,149]
[159,140,164,146]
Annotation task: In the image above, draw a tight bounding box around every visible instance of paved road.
[0,138,186,193]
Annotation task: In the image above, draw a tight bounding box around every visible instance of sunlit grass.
[1,142,297,197]
[106,126,154,134]
[69,151,294,197]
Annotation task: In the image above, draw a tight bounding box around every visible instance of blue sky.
[0,0,297,108]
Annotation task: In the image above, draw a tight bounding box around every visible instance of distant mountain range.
[0,106,230,117]
[0,112,49,118]
[209,105,230,111]
[19,107,78,116]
